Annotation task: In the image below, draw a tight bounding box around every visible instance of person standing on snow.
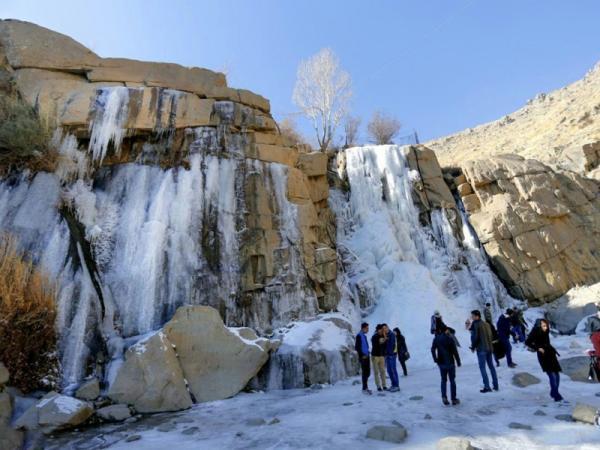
[470,310,499,393]
[431,310,446,335]
[497,309,517,368]
[588,305,600,361]
[525,319,565,402]
[371,324,387,391]
[355,322,372,394]
[431,325,461,406]
[510,307,527,343]
[393,327,409,376]
[382,324,400,392]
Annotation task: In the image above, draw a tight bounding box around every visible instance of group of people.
[355,323,410,394]
[355,303,568,405]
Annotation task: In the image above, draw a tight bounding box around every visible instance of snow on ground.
[49,333,600,450]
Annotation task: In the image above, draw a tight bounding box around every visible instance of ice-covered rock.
[108,331,192,413]
[267,316,358,389]
[37,394,93,431]
[509,422,533,430]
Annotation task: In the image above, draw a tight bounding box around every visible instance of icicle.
[88,87,130,163]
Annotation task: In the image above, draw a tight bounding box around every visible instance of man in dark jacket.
[371,324,387,391]
[432,325,461,405]
[497,309,517,368]
[382,324,399,392]
[355,322,372,394]
[470,310,499,393]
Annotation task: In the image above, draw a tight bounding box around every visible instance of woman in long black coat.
[393,328,409,376]
[525,319,564,402]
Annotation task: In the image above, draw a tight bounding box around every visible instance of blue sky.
[2,0,599,144]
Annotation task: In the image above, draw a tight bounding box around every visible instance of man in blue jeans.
[431,325,461,405]
[470,310,499,393]
[382,324,399,392]
[497,309,517,368]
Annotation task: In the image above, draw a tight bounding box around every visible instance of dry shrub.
[0,94,56,173]
[0,234,60,392]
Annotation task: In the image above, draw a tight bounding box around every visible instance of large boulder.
[572,403,599,425]
[459,155,600,303]
[75,378,100,401]
[108,331,192,413]
[163,305,270,403]
[561,356,593,383]
[14,392,92,434]
[544,285,599,334]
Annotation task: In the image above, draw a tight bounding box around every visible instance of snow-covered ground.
[48,332,600,450]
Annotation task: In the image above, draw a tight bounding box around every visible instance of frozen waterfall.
[332,145,514,365]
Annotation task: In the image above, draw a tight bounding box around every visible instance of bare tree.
[343,115,361,148]
[367,111,401,145]
[278,117,307,146]
[292,48,352,152]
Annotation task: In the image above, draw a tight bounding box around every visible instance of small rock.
[157,423,176,432]
[75,378,100,401]
[96,404,131,422]
[561,356,593,383]
[437,436,477,450]
[268,418,280,425]
[572,403,599,425]
[124,417,138,424]
[570,341,582,349]
[424,414,432,420]
[366,424,408,444]
[0,363,9,387]
[342,402,353,406]
[476,407,495,416]
[512,372,541,388]
[409,395,423,401]
[555,414,575,422]
[509,422,532,430]
[352,380,360,386]
[37,394,94,432]
[246,418,266,426]
[181,426,199,435]
[311,384,323,390]
[595,392,600,397]
[125,434,142,442]
[533,410,546,416]
[377,393,386,397]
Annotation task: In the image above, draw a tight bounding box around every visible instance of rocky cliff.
[427,63,600,179]
[0,19,338,389]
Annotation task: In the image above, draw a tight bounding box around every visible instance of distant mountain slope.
[427,62,600,178]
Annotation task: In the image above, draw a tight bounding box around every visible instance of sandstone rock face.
[108,332,192,413]
[163,305,270,403]
[458,155,600,303]
[427,62,600,178]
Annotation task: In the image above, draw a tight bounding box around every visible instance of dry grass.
[0,234,60,392]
